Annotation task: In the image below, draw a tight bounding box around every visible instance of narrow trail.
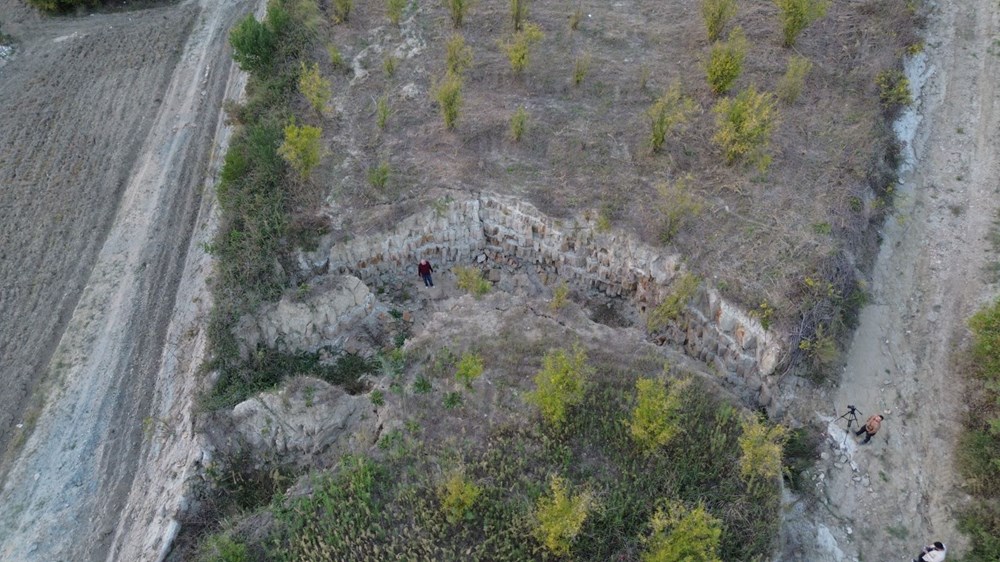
[791,1,1000,560]
[0,1,248,560]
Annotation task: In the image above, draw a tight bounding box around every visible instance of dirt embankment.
[783,1,1000,559]
[0,0,249,560]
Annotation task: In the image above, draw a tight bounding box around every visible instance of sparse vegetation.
[647,273,700,332]
[445,0,472,28]
[386,0,407,26]
[433,72,464,129]
[509,106,528,141]
[706,27,747,95]
[502,23,543,74]
[777,55,812,104]
[774,0,829,47]
[383,55,398,77]
[713,85,778,171]
[656,176,703,244]
[298,61,331,115]
[454,265,490,297]
[332,0,352,24]
[549,281,569,311]
[375,94,390,129]
[526,344,590,428]
[326,43,344,68]
[573,53,591,86]
[701,0,737,42]
[533,475,594,557]
[647,83,696,153]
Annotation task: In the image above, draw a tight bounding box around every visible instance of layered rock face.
[243,194,784,410]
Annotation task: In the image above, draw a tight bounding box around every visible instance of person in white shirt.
[912,540,946,562]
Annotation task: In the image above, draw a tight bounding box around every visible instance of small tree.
[642,501,723,562]
[445,0,472,28]
[573,53,591,86]
[738,414,787,489]
[712,85,778,171]
[533,475,594,557]
[502,23,544,74]
[455,352,484,388]
[657,176,703,244]
[376,94,390,129]
[445,33,474,76]
[278,121,324,179]
[298,62,331,115]
[630,376,689,453]
[701,0,737,42]
[706,27,747,95]
[433,72,464,129]
[775,0,829,47]
[647,82,696,153]
[439,469,481,523]
[526,344,590,428]
[509,106,528,141]
[511,0,528,31]
[387,0,407,25]
[776,55,812,103]
[229,14,275,74]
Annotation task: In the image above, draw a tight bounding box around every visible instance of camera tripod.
[838,405,863,429]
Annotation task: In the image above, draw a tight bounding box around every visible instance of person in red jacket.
[418,259,434,287]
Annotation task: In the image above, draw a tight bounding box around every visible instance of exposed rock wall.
[293,194,785,410]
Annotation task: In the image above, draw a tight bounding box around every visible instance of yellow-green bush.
[277,121,324,179]
[331,0,352,23]
[502,23,544,74]
[454,265,489,296]
[777,55,812,104]
[433,72,464,129]
[526,345,590,428]
[533,475,594,557]
[774,0,829,47]
[642,501,722,562]
[298,62,331,114]
[876,69,912,109]
[386,0,407,25]
[712,85,778,171]
[455,352,484,387]
[647,273,699,332]
[445,33,474,76]
[630,377,689,453]
[738,415,787,488]
[701,0,737,42]
[647,83,696,153]
[445,0,472,28]
[511,0,528,31]
[549,281,569,311]
[439,469,481,523]
[706,27,747,95]
[509,106,528,141]
[656,176,703,243]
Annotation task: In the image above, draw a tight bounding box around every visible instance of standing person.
[418,259,434,287]
[912,541,946,562]
[854,413,883,444]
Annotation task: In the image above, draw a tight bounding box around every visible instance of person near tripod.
[855,414,883,444]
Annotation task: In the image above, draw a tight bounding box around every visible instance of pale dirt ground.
[0,0,249,560]
[782,1,1000,560]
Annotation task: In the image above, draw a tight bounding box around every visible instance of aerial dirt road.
[785,1,1000,560]
[0,0,249,560]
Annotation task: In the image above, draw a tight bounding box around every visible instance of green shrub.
[738,415,787,489]
[376,94,390,129]
[712,85,778,171]
[573,53,591,86]
[549,281,569,311]
[197,533,250,562]
[439,469,481,523]
[444,391,463,409]
[445,0,472,28]
[278,121,325,179]
[298,62,331,114]
[630,377,689,453]
[509,106,528,141]
[383,55,399,77]
[701,0,737,42]
[332,0,352,23]
[642,501,723,562]
[229,14,276,74]
[647,273,700,332]
[774,0,829,47]
[454,265,490,297]
[367,160,390,190]
[433,72,464,129]
[777,55,812,103]
[502,23,544,74]
[876,69,912,109]
[647,83,696,153]
[327,43,345,68]
[413,375,432,393]
[526,345,590,428]
[445,33,474,76]
[706,27,747,95]
[455,352,484,387]
[958,502,1000,562]
[370,389,385,406]
[656,176,703,243]
[533,475,594,557]
[511,0,528,31]
[387,0,407,25]
[971,298,1000,379]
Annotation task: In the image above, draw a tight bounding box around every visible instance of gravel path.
[0,1,249,560]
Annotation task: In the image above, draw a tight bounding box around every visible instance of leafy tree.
[229,14,276,74]
[712,85,778,171]
[706,27,747,95]
[642,501,723,562]
[277,121,324,179]
[502,23,544,74]
[701,0,736,42]
[738,414,787,488]
[774,0,829,47]
[647,82,696,153]
[533,475,594,557]
[630,376,689,453]
[298,62,331,115]
[526,344,590,428]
